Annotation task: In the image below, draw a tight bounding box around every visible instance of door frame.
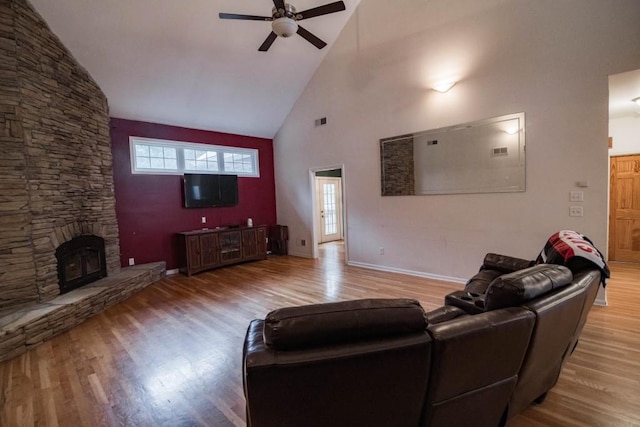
[316,176,344,244]
[309,165,348,262]
[608,154,640,262]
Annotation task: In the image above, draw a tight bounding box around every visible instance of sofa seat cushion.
[264,298,427,350]
[484,264,573,311]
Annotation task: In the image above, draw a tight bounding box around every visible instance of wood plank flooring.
[1,243,639,426]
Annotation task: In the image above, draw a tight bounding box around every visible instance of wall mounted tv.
[183,173,238,208]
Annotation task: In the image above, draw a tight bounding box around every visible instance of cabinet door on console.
[256,227,267,256]
[185,235,202,271]
[219,231,242,263]
[242,227,268,260]
[200,233,220,267]
[242,229,259,259]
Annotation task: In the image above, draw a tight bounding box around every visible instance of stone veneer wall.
[0,0,120,310]
[380,136,415,196]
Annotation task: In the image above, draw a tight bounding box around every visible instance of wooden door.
[609,155,640,263]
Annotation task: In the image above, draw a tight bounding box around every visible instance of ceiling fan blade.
[297,1,346,20]
[259,32,279,52]
[272,0,286,11]
[219,13,272,21]
[296,25,327,49]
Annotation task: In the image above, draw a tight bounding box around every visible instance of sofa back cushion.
[484,264,573,311]
[264,298,427,350]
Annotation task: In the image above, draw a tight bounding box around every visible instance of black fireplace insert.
[55,235,107,294]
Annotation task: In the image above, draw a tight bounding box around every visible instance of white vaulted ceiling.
[28,0,360,138]
[26,0,640,138]
[610,69,640,119]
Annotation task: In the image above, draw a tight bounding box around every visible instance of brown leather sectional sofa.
[242,254,603,426]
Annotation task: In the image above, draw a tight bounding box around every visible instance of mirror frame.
[380,112,526,196]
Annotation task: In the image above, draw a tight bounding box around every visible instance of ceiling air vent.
[427,140,438,146]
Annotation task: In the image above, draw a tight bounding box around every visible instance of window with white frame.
[130,137,259,177]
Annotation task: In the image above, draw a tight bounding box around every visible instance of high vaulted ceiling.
[28,0,359,139]
[26,0,640,139]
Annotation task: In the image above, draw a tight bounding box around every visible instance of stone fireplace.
[0,0,166,362]
[0,0,121,310]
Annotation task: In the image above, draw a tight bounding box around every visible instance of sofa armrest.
[444,291,486,314]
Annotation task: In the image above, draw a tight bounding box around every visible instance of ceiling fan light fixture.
[272,17,298,38]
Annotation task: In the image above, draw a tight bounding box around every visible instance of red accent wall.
[110,118,277,270]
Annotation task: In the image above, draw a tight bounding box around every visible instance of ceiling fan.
[219,0,346,52]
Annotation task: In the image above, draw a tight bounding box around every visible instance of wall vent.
[427,140,438,146]
[492,147,508,156]
[315,117,327,127]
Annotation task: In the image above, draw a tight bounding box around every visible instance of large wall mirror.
[380,112,525,196]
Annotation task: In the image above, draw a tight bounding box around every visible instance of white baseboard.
[347,261,466,285]
[166,268,180,276]
[286,250,313,258]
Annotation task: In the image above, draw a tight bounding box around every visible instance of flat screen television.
[183,173,238,208]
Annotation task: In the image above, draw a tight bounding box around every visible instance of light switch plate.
[570,191,584,202]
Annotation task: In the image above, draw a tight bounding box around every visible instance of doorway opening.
[311,166,346,263]
[608,69,640,264]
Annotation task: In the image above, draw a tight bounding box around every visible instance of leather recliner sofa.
[242,256,603,426]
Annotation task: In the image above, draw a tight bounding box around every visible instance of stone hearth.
[0,262,166,363]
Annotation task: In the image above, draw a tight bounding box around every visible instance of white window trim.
[129,136,260,177]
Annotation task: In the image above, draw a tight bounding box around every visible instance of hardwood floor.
[1,243,639,426]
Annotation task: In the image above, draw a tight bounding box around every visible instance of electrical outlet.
[569,191,584,202]
[569,206,584,217]
[379,246,384,255]
[201,216,206,224]
[128,257,135,266]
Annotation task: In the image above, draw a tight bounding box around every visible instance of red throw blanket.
[536,230,610,286]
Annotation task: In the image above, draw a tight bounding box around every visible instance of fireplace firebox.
[56,235,107,294]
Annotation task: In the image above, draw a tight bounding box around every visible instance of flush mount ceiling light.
[633,97,640,105]
[432,81,457,93]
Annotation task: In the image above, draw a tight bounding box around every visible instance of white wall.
[609,117,640,156]
[274,0,640,282]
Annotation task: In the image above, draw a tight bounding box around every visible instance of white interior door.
[316,177,343,243]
